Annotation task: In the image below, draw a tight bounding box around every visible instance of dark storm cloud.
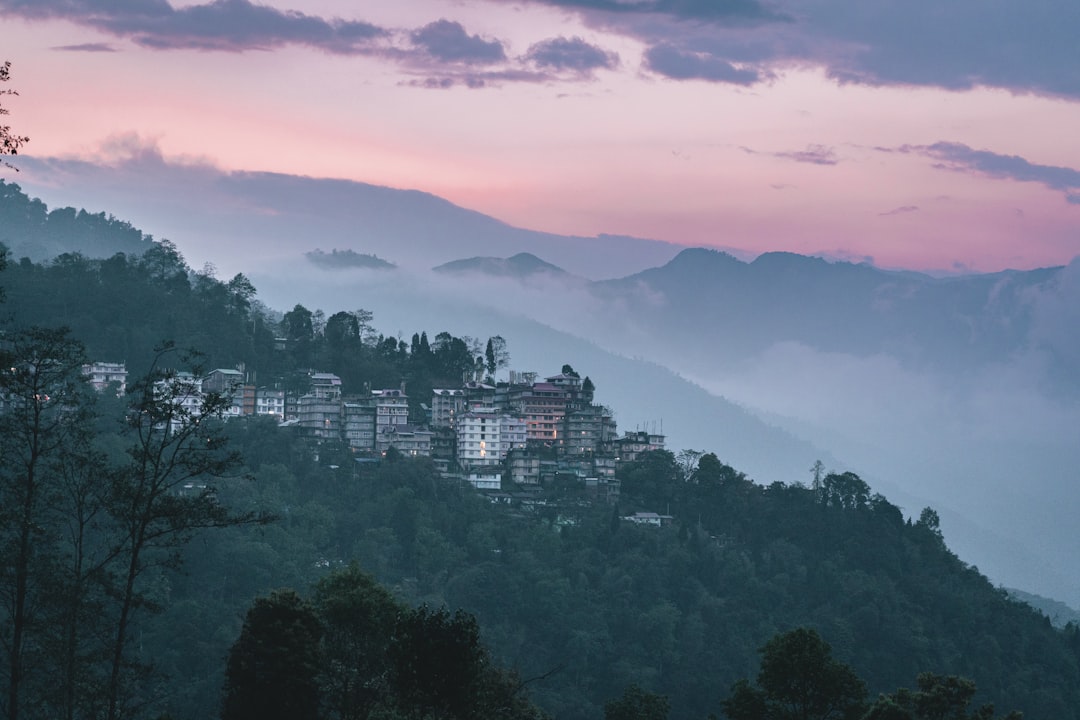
[410,20,506,65]
[897,142,1080,201]
[525,37,618,73]
[644,44,762,84]
[0,0,386,54]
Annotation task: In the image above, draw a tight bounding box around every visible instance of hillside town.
[82,360,666,495]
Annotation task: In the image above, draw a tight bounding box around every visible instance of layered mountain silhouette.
[10,161,1080,607]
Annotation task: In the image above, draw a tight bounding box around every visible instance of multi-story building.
[202,369,248,417]
[376,423,433,457]
[373,388,408,433]
[457,407,502,467]
[83,361,128,394]
[310,373,343,399]
[499,414,528,455]
[430,425,458,464]
[154,372,203,433]
[202,368,244,395]
[502,382,569,444]
[456,406,528,470]
[297,394,341,440]
[562,403,616,457]
[343,400,376,452]
[431,388,465,428]
[297,372,343,440]
[614,430,666,467]
[507,448,541,485]
[255,388,286,419]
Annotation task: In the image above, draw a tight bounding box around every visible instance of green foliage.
[604,684,670,720]
[722,628,866,720]
[0,62,29,170]
[223,567,547,720]
[222,589,323,720]
[864,673,1023,720]
[2,227,1078,720]
[0,181,152,260]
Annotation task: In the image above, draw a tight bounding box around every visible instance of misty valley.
[1,181,1079,720]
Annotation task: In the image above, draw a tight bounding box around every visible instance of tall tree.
[102,345,264,720]
[864,673,1022,720]
[0,62,29,170]
[390,605,488,720]
[722,628,866,720]
[604,684,670,720]
[0,327,92,720]
[222,590,323,720]
[312,564,401,720]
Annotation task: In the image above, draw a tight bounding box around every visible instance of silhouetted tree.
[0,62,29,170]
[722,628,866,720]
[222,589,323,720]
[604,684,669,720]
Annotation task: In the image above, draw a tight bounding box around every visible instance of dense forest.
[1,189,1079,720]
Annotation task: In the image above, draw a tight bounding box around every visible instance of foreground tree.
[103,345,265,720]
[313,564,399,720]
[863,673,1022,720]
[722,628,866,720]
[222,590,323,720]
[604,684,670,720]
[1,62,29,170]
[0,328,92,720]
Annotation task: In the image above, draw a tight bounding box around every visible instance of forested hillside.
[0,181,153,262]
[1,239,1079,720]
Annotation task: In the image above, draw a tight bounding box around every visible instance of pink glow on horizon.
[4,6,1079,275]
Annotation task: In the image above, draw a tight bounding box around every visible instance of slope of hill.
[3,222,1079,720]
[433,252,573,279]
[15,156,682,279]
[422,248,1080,607]
[164,433,1080,720]
[0,180,153,261]
[591,247,1064,378]
[10,166,1080,607]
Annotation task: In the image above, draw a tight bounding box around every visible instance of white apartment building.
[431,388,465,428]
[83,361,128,394]
[255,388,285,419]
[457,407,527,468]
[373,388,408,431]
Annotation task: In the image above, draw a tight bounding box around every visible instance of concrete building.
[373,388,408,433]
[376,423,433,457]
[255,388,285,419]
[614,430,666,467]
[343,400,376,452]
[562,404,617,457]
[431,388,465,428]
[297,394,341,440]
[457,407,502,467]
[83,361,128,394]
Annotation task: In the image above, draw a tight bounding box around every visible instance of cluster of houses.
[81,361,666,494]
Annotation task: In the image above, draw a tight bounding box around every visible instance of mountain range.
[7,165,1080,608]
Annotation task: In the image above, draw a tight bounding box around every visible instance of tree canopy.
[0,62,29,170]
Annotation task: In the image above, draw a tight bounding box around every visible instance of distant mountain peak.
[305,248,396,271]
[433,252,570,278]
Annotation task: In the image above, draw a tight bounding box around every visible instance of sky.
[3,0,1080,273]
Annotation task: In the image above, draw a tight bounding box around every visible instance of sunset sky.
[3,0,1080,273]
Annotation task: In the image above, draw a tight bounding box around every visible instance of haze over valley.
[7,167,1080,608]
